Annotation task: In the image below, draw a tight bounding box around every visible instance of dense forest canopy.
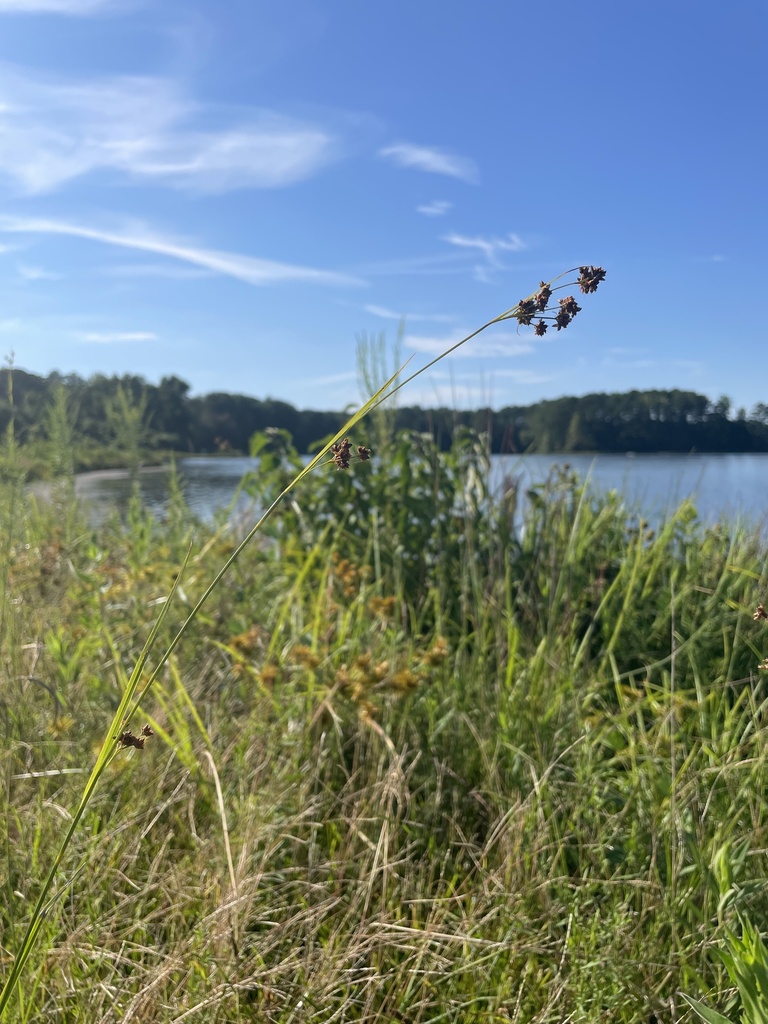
[2,367,768,456]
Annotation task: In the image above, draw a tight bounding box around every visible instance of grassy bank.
[15,442,180,481]
[2,420,768,1022]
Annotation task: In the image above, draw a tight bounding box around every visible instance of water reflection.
[73,457,259,525]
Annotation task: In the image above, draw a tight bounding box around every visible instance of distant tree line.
[2,367,768,456]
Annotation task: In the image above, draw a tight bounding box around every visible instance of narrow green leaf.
[681,994,736,1024]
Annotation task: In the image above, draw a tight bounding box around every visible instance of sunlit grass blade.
[682,995,736,1024]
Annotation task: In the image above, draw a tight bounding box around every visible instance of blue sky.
[0,0,765,412]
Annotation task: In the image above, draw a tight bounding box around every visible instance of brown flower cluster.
[116,724,154,750]
[228,624,267,656]
[578,265,607,294]
[515,266,606,337]
[330,437,372,470]
[332,552,371,598]
[332,635,449,706]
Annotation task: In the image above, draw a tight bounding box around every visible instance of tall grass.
[8,266,768,1021]
[4,438,768,1020]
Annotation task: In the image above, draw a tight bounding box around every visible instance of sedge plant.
[0,266,606,1017]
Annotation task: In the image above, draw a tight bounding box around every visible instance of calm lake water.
[70,453,768,530]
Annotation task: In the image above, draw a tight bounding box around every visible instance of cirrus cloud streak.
[364,303,455,324]
[0,64,338,194]
[442,232,528,265]
[0,215,366,288]
[76,330,157,343]
[416,199,453,217]
[405,329,534,359]
[379,142,477,182]
[0,0,111,11]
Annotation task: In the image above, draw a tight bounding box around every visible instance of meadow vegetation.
[3,269,768,1022]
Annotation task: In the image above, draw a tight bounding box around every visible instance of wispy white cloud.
[100,262,214,280]
[0,317,22,331]
[442,232,527,265]
[416,199,453,217]
[379,143,477,183]
[405,329,534,359]
[0,65,338,194]
[472,264,494,285]
[0,0,113,11]
[76,330,157,343]
[364,303,455,324]
[355,251,468,277]
[0,215,366,288]
[17,263,61,280]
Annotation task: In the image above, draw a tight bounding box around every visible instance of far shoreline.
[74,463,172,483]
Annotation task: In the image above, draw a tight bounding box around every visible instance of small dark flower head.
[554,310,572,331]
[536,282,552,311]
[534,320,548,336]
[754,604,768,621]
[117,730,146,750]
[578,266,606,294]
[515,298,537,326]
[330,437,353,470]
[357,445,372,462]
[559,296,582,317]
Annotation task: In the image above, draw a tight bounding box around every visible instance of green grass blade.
[681,995,736,1024]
